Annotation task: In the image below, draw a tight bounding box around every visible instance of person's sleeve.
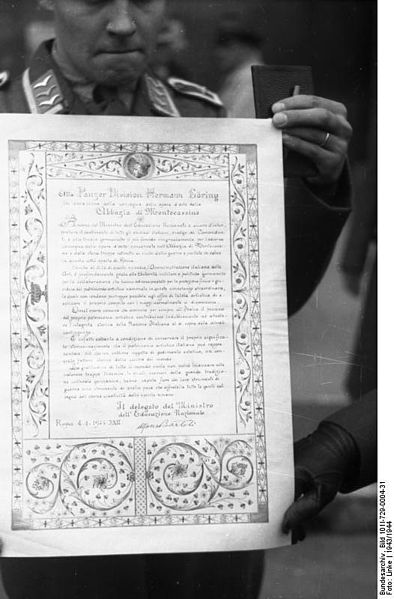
[324,389,377,492]
[285,165,351,315]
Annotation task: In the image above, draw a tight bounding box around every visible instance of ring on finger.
[320,132,331,148]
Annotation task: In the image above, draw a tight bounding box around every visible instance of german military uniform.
[0,41,225,118]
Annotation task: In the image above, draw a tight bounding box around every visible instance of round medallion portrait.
[123,152,154,180]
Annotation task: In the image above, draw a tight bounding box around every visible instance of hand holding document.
[0,115,293,557]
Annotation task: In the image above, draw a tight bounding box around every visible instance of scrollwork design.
[26,464,60,514]
[46,151,229,181]
[24,263,47,433]
[147,439,254,512]
[25,443,135,517]
[230,157,253,425]
[148,442,220,511]
[154,154,228,180]
[87,158,123,175]
[155,157,191,175]
[60,443,134,516]
[23,157,49,435]
[219,441,254,490]
[25,157,45,210]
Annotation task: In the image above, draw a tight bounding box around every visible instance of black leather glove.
[282,421,360,543]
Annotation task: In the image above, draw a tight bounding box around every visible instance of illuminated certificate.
[0,115,293,556]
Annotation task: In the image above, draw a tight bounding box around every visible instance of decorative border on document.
[9,141,267,530]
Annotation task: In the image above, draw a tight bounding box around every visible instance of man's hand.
[272,95,353,187]
[282,421,359,543]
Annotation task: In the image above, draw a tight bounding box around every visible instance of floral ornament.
[30,283,47,305]
[25,442,135,517]
[148,440,254,512]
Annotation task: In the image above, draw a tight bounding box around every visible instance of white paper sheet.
[0,115,293,556]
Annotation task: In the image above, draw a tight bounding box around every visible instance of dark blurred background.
[0,1,377,597]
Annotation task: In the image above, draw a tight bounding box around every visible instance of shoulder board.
[0,71,10,90]
[167,77,223,108]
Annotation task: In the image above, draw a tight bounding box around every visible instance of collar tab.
[22,68,66,114]
[144,74,180,117]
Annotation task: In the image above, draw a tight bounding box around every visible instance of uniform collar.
[51,41,95,105]
[52,42,134,110]
[132,73,180,117]
[23,40,84,114]
[23,40,180,117]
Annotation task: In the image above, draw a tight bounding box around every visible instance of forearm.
[285,165,351,315]
[282,389,376,539]
[324,389,377,492]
